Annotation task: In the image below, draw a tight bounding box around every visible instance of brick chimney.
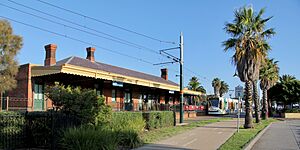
[161,68,168,80]
[44,44,57,66]
[86,47,95,62]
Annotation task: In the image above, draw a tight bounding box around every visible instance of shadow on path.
[200,126,237,129]
[136,144,192,150]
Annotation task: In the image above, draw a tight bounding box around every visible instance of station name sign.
[112,81,123,87]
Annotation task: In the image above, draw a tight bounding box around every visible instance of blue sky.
[1,0,299,95]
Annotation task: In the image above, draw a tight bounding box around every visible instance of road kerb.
[243,122,273,150]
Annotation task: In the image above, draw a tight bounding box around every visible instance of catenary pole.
[180,32,184,123]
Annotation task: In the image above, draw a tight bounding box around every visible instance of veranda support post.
[6,97,9,111]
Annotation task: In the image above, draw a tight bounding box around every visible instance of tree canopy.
[220,81,229,97]
[0,20,23,93]
[212,78,221,97]
[187,76,206,94]
[269,75,300,106]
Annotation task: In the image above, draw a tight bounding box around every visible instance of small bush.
[143,111,174,130]
[61,125,143,150]
[61,126,119,150]
[116,129,143,148]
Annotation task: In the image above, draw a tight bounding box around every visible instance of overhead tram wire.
[184,66,209,82]
[0,6,185,78]
[5,0,160,55]
[34,0,177,45]
[1,15,182,77]
[0,16,154,65]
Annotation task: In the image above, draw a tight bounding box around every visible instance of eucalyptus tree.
[260,58,279,119]
[212,78,221,97]
[223,6,275,128]
[0,20,23,96]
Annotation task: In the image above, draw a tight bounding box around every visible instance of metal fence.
[107,102,206,112]
[0,111,81,150]
[1,97,31,111]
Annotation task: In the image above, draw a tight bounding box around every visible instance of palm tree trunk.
[268,98,272,117]
[252,80,260,123]
[262,89,268,120]
[244,81,253,128]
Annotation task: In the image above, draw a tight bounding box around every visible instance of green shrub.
[111,112,145,133]
[143,111,174,130]
[116,129,143,148]
[285,109,300,113]
[61,125,143,150]
[45,82,112,125]
[61,126,119,150]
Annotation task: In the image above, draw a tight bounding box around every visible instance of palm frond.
[261,28,276,38]
[223,38,238,51]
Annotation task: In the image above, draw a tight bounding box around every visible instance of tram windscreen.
[210,99,219,107]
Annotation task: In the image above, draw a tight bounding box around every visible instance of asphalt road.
[251,120,300,150]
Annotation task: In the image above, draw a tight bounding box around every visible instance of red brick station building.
[1,44,204,112]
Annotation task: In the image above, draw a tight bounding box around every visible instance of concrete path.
[251,120,300,150]
[137,119,242,150]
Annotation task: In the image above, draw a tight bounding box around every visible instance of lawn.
[218,118,278,150]
[141,117,232,144]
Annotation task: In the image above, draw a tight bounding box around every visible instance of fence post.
[6,97,9,111]
[50,109,54,150]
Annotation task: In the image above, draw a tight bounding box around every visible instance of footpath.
[251,120,300,150]
[137,117,243,150]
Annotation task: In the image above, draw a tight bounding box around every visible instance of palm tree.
[223,6,275,128]
[212,78,221,97]
[220,81,229,97]
[260,58,279,119]
[280,74,296,83]
[196,86,206,94]
[187,76,206,93]
[188,77,200,91]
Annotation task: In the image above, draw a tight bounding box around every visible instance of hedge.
[0,111,25,149]
[285,109,300,113]
[111,112,145,132]
[143,111,175,130]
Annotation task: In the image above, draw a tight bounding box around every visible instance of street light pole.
[179,32,184,124]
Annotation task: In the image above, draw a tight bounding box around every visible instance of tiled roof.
[55,56,178,86]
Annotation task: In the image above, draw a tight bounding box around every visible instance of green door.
[34,84,44,111]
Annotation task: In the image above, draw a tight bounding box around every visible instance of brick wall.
[7,64,33,110]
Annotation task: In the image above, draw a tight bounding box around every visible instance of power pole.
[179,32,184,123]
[153,32,184,123]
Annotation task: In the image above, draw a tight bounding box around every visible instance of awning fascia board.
[31,64,179,91]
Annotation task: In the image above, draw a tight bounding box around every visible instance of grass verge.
[141,117,231,144]
[218,118,278,150]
